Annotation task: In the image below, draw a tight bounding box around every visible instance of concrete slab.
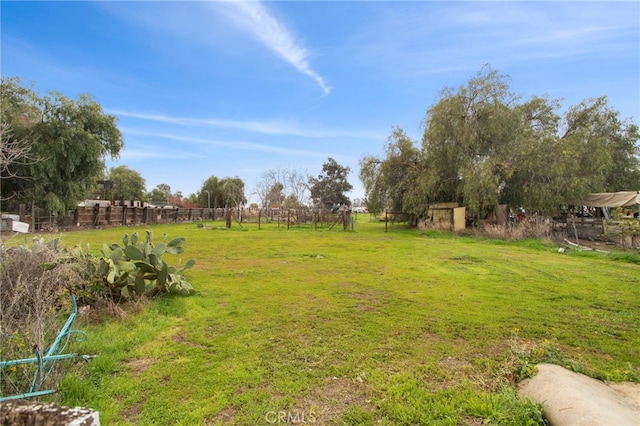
[518,363,640,426]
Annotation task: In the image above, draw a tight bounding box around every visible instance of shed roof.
[580,191,640,207]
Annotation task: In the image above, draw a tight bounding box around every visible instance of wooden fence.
[20,206,354,231]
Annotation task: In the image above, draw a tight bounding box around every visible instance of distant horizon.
[2,1,638,204]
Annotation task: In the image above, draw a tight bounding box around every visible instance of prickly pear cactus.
[97,231,195,298]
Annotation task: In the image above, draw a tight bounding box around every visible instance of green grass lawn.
[27,219,640,425]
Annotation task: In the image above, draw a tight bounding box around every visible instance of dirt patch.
[122,401,143,422]
[292,376,372,425]
[172,327,209,349]
[173,329,186,344]
[438,356,474,371]
[460,415,485,425]
[124,358,152,377]
[422,331,441,345]
[205,406,239,425]
[429,357,482,391]
[349,289,388,313]
[356,303,377,312]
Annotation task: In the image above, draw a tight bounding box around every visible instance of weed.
[0,238,85,397]
[498,328,600,387]
[482,387,546,426]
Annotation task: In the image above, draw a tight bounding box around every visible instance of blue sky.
[2,1,638,204]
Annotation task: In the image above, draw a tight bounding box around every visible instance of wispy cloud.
[117,146,203,161]
[120,128,331,158]
[216,1,331,95]
[110,110,383,139]
[347,2,639,79]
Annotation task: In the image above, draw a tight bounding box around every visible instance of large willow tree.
[360,65,640,222]
[1,77,124,217]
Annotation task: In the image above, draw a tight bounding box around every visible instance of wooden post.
[385,211,388,233]
[92,204,100,227]
[258,209,261,230]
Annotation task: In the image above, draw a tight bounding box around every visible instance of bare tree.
[285,167,310,207]
[0,122,38,201]
[255,166,310,209]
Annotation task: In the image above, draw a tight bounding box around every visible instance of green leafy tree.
[364,65,639,223]
[360,127,424,216]
[195,176,246,208]
[265,182,284,208]
[221,177,247,208]
[148,184,171,205]
[0,77,124,217]
[198,176,223,209]
[108,165,146,202]
[421,66,522,219]
[284,194,299,209]
[309,157,352,209]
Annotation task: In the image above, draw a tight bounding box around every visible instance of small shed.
[424,202,466,231]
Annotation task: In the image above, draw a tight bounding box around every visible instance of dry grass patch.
[123,358,152,378]
[291,376,372,425]
[204,406,240,425]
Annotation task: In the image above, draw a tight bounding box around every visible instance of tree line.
[4,67,637,224]
[360,65,639,222]
[1,77,353,216]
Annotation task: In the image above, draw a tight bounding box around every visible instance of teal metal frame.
[0,295,95,401]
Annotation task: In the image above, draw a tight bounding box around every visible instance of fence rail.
[16,206,355,231]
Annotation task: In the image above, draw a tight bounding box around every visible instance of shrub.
[0,238,82,397]
[603,207,640,250]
